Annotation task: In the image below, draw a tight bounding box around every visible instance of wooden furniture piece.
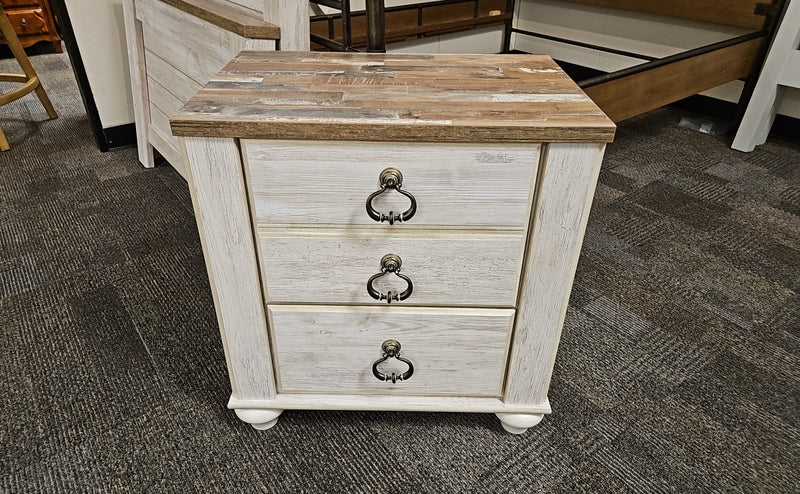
[733,0,799,151]
[0,0,61,52]
[170,51,614,434]
[0,4,56,151]
[310,0,512,52]
[507,0,788,122]
[122,0,309,178]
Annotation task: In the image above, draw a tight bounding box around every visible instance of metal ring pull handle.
[366,254,413,303]
[372,340,414,383]
[366,168,417,225]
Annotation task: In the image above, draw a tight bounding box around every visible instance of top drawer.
[4,8,48,35]
[242,140,539,229]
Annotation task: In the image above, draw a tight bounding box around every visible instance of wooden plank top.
[170,51,615,143]
[156,0,280,39]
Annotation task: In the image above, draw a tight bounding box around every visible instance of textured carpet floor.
[1,52,799,493]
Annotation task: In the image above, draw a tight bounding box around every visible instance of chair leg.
[1,6,58,119]
[0,125,10,152]
[0,6,58,151]
[34,82,58,119]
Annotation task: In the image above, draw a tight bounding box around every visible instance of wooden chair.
[0,5,57,151]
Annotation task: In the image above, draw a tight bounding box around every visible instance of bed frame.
[506,0,789,122]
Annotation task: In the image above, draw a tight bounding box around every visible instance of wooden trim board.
[583,37,763,122]
[156,0,279,39]
[229,394,552,414]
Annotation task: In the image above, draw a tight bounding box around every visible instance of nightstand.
[170,51,615,434]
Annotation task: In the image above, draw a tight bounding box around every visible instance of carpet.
[1,52,798,492]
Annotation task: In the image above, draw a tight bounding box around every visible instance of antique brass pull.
[366,167,417,225]
[366,254,413,303]
[372,340,414,383]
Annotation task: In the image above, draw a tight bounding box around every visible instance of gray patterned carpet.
[1,52,798,493]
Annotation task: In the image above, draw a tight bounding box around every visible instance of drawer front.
[243,140,539,228]
[258,229,525,306]
[269,305,514,397]
[5,8,48,35]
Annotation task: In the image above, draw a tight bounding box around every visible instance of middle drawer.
[257,228,526,307]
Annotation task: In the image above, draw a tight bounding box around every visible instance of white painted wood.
[242,140,539,228]
[143,49,203,104]
[257,228,525,306]
[261,0,309,50]
[183,137,276,401]
[269,305,514,397]
[495,412,544,434]
[137,0,243,86]
[733,0,800,151]
[234,408,283,430]
[126,0,277,172]
[146,77,186,171]
[222,0,263,17]
[147,77,184,124]
[229,395,551,414]
[242,37,277,51]
[122,0,155,168]
[177,55,611,431]
[148,123,186,178]
[504,142,605,404]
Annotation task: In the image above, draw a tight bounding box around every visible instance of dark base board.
[513,54,800,144]
[102,123,137,150]
[0,42,61,59]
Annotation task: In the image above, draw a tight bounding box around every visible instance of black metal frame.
[310,0,386,52]
[311,0,513,53]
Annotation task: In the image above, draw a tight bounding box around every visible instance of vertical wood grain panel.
[504,142,605,404]
[183,137,276,400]
[122,0,155,167]
[261,0,309,50]
[147,105,188,178]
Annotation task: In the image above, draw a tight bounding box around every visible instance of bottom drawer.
[269,305,514,397]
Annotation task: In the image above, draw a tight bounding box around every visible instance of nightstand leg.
[234,409,284,430]
[495,413,544,434]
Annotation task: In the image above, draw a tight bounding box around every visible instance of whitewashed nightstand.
[171,52,615,434]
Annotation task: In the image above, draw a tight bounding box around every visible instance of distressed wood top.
[170,52,615,143]
[156,0,280,39]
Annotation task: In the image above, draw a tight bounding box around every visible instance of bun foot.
[234,408,283,430]
[495,413,544,434]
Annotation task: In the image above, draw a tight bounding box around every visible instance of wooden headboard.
[559,0,766,29]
